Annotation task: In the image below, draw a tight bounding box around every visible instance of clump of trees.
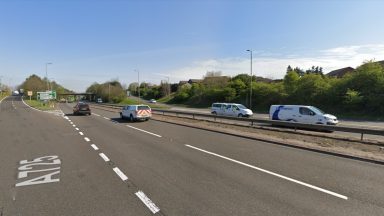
[86,80,126,103]
[18,74,73,99]
[141,60,384,116]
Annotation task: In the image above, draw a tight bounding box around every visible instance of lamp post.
[135,69,140,103]
[45,63,52,91]
[246,50,253,109]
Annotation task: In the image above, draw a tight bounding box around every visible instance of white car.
[149,99,157,103]
[211,103,253,118]
[269,105,338,125]
[120,105,152,121]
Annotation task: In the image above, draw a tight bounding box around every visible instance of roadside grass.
[118,97,169,109]
[24,99,58,111]
[0,94,8,101]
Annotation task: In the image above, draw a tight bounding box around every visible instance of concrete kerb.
[21,97,64,116]
[152,117,384,166]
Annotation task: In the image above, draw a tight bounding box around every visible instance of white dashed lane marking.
[113,167,128,181]
[103,117,110,120]
[84,137,90,142]
[99,153,110,162]
[135,191,161,214]
[91,144,99,150]
[75,128,79,131]
[93,113,101,117]
[79,132,84,136]
[126,125,162,138]
[185,144,348,200]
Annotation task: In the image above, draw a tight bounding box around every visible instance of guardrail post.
[361,133,364,141]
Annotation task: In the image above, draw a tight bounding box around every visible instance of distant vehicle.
[120,105,152,121]
[269,105,338,125]
[96,98,103,103]
[12,90,19,96]
[149,99,157,103]
[73,102,91,115]
[59,98,67,103]
[211,103,253,118]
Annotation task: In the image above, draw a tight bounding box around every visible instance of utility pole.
[246,50,253,109]
[45,63,52,91]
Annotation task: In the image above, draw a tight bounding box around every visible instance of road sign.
[37,91,57,100]
[27,91,33,96]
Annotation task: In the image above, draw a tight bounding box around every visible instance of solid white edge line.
[185,144,348,200]
[84,137,90,142]
[99,153,110,162]
[113,167,128,181]
[21,98,42,112]
[79,132,84,136]
[126,125,162,138]
[135,191,161,214]
[91,144,99,150]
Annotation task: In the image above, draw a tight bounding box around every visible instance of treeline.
[86,80,126,103]
[18,74,73,99]
[165,60,384,115]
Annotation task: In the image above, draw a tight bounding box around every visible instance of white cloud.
[166,44,384,81]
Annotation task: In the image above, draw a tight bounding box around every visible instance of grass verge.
[24,99,58,111]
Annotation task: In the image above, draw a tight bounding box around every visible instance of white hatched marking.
[135,191,160,214]
[113,167,128,181]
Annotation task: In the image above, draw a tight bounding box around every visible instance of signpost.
[27,91,33,100]
[37,91,56,100]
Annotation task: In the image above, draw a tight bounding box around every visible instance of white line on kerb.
[135,191,161,214]
[79,132,84,136]
[126,125,162,138]
[99,153,110,162]
[185,144,349,200]
[113,167,128,181]
[91,144,99,150]
[84,137,90,142]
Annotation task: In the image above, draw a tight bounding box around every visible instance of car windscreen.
[237,104,247,109]
[310,106,324,114]
[138,106,150,110]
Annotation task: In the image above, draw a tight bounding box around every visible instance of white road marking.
[99,153,110,162]
[84,137,90,142]
[185,144,349,200]
[79,132,84,136]
[72,125,76,127]
[64,116,69,120]
[113,167,128,181]
[75,128,79,131]
[126,125,162,138]
[135,191,161,214]
[70,122,73,125]
[103,117,110,120]
[111,120,118,123]
[91,144,99,150]
[93,113,101,117]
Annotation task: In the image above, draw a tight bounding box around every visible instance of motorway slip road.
[0,96,384,216]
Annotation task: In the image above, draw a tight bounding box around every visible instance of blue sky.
[1,0,384,92]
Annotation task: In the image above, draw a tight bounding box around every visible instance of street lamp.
[246,50,253,110]
[45,63,52,91]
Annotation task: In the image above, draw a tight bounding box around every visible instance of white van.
[269,105,338,125]
[211,103,253,118]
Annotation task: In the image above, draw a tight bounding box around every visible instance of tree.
[283,71,300,95]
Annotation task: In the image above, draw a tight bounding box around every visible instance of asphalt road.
[1,96,384,215]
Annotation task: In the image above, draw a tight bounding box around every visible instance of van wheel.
[212,111,217,115]
[238,113,243,118]
[130,114,134,122]
[120,113,124,119]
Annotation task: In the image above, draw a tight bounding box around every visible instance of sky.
[1,0,384,92]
